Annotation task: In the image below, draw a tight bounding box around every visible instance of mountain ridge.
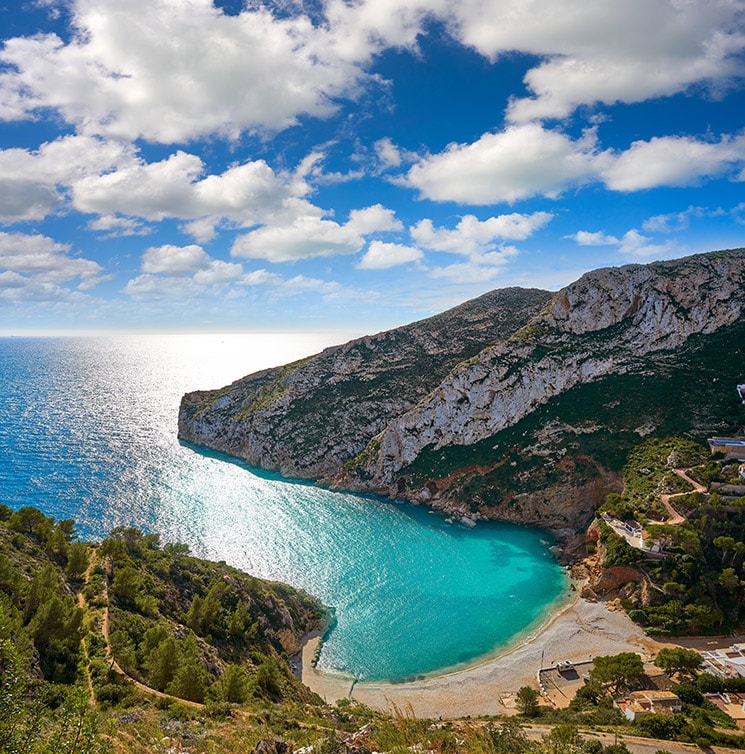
[178,286,551,478]
[345,251,745,486]
[179,248,745,531]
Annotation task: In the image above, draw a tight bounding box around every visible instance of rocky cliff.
[178,286,551,478]
[179,249,745,530]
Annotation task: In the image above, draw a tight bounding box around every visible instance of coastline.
[300,595,665,719]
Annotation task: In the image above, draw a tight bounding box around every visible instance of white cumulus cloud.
[405,124,745,205]
[374,138,403,169]
[567,228,676,259]
[446,0,745,122]
[0,0,370,143]
[1,0,742,147]
[231,216,364,263]
[412,212,553,255]
[0,231,106,302]
[601,133,745,191]
[0,136,134,223]
[230,203,401,263]
[141,245,212,276]
[642,206,718,233]
[87,215,151,237]
[357,241,424,269]
[566,230,620,246]
[428,248,520,284]
[72,150,322,229]
[347,204,403,234]
[410,214,537,284]
[405,124,600,203]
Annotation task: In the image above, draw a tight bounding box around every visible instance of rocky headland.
[178,286,550,478]
[179,249,745,532]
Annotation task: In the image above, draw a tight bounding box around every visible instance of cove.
[0,334,568,681]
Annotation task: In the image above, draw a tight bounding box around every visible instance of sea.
[0,333,569,682]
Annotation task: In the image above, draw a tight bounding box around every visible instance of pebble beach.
[301,596,665,718]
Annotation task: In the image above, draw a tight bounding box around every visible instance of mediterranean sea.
[0,334,568,681]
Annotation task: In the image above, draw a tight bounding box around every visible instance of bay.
[0,334,568,681]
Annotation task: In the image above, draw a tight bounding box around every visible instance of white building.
[617,691,682,721]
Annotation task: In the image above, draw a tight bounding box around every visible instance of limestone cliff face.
[178,287,551,478]
[351,251,745,495]
[179,249,745,530]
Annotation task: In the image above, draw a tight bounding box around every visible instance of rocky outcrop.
[178,287,551,478]
[179,249,745,530]
[350,252,745,491]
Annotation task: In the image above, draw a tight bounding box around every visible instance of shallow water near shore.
[0,333,568,681]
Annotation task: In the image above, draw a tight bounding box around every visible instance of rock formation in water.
[179,249,745,530]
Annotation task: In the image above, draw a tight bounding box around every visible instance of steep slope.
[339,249,745,527]
[178,287,551,478]
[364,318,745,529]
[0,505,324,709]
[179,248,745,531]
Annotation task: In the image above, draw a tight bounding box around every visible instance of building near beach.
[616,689,682,720]
[700,645,745,679]
[617,691,682,721]
[705,692,745,720]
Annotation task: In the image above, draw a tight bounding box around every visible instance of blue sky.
[0,0,744,334]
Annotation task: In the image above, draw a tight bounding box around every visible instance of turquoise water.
[0,334,568,681]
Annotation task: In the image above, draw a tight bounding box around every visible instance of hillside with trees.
[590,436,745,634]
[4,499,745,752]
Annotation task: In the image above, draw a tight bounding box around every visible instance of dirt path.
[658,493,686,524]
[521,724,743,754]
[77,547,98,705]
[657,467,708,525]
[89,554,206,710]
[673,468,707,493]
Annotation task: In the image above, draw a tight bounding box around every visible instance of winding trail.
[79,551,206,710]
[520,724,743,754]
[78,553,331,731]
[657,468,707,525]
[77,547,98,705]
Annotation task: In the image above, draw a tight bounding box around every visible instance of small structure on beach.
[617,690,682,721]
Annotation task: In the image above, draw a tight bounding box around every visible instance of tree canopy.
[590,653,644,694]
[653,647,703,677]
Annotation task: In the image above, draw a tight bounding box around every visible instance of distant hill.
[179,249,745,531]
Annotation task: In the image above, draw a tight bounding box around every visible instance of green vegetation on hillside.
[597,437,745,634]
[598,437,707,523]
[99,525,324,706]
[0,505,331,752]
[397,318,745,524]
[4,505,745,752]
[2,503,651,754]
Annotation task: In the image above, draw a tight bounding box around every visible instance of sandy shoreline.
[300,596,665,719]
